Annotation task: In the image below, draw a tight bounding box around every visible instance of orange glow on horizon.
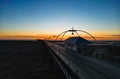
[0,33,120,41]
[0,29,120,41]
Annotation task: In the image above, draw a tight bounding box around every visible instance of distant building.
[64,37,94,55]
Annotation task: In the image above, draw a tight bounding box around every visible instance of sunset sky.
[0,0,120,40]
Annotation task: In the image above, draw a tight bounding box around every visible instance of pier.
[46,41,120,79]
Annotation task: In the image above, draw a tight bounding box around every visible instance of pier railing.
[45,41,120,79]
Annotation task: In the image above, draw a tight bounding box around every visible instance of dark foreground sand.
[0,40,66,79]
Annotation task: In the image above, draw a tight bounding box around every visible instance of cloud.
[111,34,120,37]
[0,36,36,40]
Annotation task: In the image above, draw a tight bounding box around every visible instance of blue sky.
[0,0,120,37]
